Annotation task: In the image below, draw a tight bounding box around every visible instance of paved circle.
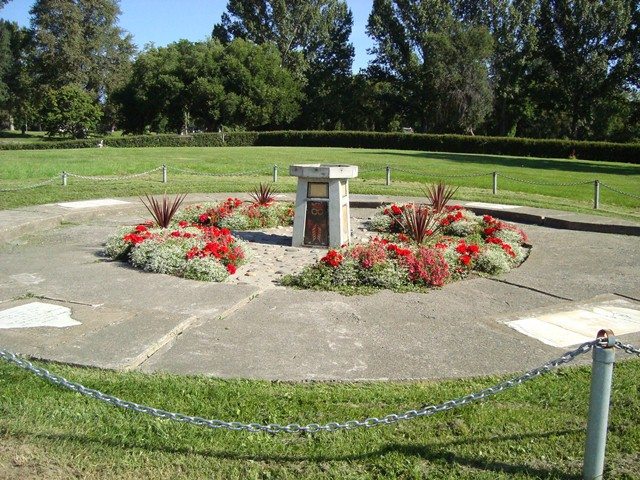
[0,197,638,380]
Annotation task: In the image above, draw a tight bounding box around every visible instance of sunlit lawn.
[1,146,639,220]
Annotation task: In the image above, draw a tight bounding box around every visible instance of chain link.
[615,340,640,356]
[600,183,640,201]
[0,341,596,434]
[0,176,59,192]
[170,166,270,177]
[392,167,491,179]
[66,167,163,181]
[499,174,594,187]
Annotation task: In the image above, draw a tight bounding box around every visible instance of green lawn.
[0,146,639,220]
[1,355,639,479]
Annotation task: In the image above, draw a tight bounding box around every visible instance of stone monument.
[290,164,359,248]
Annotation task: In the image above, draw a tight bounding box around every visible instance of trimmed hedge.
[1,130,638,164]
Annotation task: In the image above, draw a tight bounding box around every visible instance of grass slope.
[1,357,639,479]
[0,146,639,219]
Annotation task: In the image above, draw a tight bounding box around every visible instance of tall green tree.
[116,39,302,134]
[367,0,494,133]
[532,0,637,139]
[0,20,35,131]
[213,0,355,129]
[29,0,134,106]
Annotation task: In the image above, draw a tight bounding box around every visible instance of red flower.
[135,225,148,232]
[199,213,210,223]
[467,244,480,254]
[321,249,343,268]
[391,204,402,215]
[460,254,472,266]
[178,221,189,228]
[226,264,237,274]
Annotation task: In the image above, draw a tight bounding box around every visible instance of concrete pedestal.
[289,164,359,248]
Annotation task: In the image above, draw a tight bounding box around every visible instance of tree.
[367,0,494,133]
[42,84,102,138]
[29,0,134,102]
[531,0,637,139]
[0,20,35,131]
[213,0,355,129]
[116,39,302,134]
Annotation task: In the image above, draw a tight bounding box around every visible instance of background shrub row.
[1,131,638,164]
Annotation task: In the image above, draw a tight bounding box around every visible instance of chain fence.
[3,338,638,434]
[0,176,59,192]
[2,164,638,212]
[498,174,594,187]
[600,182,640,201]
[65,166,164,181]
[169,166,270,177]
[391,167,492,179]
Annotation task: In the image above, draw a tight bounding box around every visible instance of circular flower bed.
[105,198,294,282]
[282,204,530,294]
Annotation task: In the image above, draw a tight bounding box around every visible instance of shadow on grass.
[31,428,583,479]
[353,151,640,176]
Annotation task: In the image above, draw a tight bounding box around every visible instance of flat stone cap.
[289,164,359,179]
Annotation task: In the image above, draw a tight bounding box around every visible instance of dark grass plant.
[140,192,187,228]
[426,181,459,213]
[250,182,277,205]
[400,203,442,243]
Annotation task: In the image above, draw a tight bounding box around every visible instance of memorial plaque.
[304,201,329,246]
[307,182,329,198]
[0,302,81,329]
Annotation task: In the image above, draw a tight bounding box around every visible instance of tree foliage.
[29,0,134,100]
[367,0,494,134]
[116,39,302,134]
[42,84,102,138]
[213,0,355,129]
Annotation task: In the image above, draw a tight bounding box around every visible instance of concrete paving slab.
[503,296,640,347]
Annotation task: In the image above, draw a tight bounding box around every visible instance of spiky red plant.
[400,203,441,244]
[425,182,458,213]
[250,182,276,206]
[140,193,187,228]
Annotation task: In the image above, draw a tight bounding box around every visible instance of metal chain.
[499,174,594,187]
[170,166,269,177]
[615,340,640,356]
[600,183,640,201]
[0,341,595,434]
[0,176,59,192]
[391,167,491,179]
[66,167,163,181]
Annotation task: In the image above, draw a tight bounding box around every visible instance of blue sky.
[0,0,375,72]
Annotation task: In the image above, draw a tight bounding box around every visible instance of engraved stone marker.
[0,302,81,329]
[290,164,358,248]
[57,198,130,209]
[504,299,640,347]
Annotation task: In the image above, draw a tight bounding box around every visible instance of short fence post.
[583,329,616,480]
[61,171,67,187]
[593,180,600,210]
[386,165,391,186]
[492,171,498,195]
[162,164,167,183]
[273,164,278,183]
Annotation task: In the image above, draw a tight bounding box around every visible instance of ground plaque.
[289,164,358,248]
[0,302,81,329]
